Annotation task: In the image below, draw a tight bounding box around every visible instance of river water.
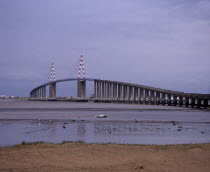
[0,99,210,146]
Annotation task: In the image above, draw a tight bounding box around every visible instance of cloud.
[0,0,210,96]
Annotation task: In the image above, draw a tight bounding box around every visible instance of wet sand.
[1,100,210,171]
[0,142,210,172]
[0,99,210,146]
[1,99,209,122]
[0,99,192,110]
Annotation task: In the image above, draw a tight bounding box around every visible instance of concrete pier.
[203,99,208,108]
[156,92,160,104]
[49,82,56,98]
[134,87,138,101]
[129,86,133,101]
[123,85,127,100]
[41,86,46,98]
[173,95,177,106]
[161,93,166,105]
[168,94,171,105]
[191,98,195,107]
[150,91,154,104]
[77,80,86,98]
[179,97,183,106]
[185,97,189,107]
[140,89,144,103]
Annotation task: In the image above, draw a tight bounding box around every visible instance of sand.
[0,142,210,172]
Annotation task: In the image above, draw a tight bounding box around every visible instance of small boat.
[95,114,107,118]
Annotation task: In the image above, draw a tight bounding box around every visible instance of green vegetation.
[4,141,209,150]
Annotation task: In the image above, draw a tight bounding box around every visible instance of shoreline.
[3,140,210,148]
[0,107,200,111]
[1,142,210,172]
[0,118,210,123]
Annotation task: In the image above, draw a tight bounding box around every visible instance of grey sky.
[0,0,210,97]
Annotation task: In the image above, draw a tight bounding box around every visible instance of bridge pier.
[123,85,128,101]
[140,88,144,104]
[95,81,99,99]
[106,83,109,100]
[203,99,208,108]
[161,93,166,105]
[41,86,46,98]
[145,89,149,104]
[129,86,133,101]
[134,87,138,102]
[101,82,104,99]
[150,91,154,104]
[103,82,106,100]
[156,92,160,105]
[40,88,42,98]
[114,84,117,100]
[77,79,86,98]
[196,99,201,108]
[104,82,108,100]
[117,84,119,100]
[191,98,195,108]
[185,97,189,107]
[109,84,113,100]
[94,81,97,99]
[37,89,41,98]
[167,94,171,105]
[49,82,56,99]
[179,96,183,106]
[38,88,41,98]
[173,95,177,106]
[103,82,106,99]
[36,89,39,98]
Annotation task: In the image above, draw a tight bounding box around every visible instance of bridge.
[29,55,210,108]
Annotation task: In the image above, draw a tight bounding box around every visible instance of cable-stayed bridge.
[30,55,210,108]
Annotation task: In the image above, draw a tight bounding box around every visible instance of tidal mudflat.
[0,99,210,146]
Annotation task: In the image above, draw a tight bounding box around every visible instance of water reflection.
[77,122,86,142]
[0,120,210,146]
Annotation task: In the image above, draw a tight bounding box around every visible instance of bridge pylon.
[77,55,86,98]
[49,62,56,99]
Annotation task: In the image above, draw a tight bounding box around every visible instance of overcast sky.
[0,0,210,97]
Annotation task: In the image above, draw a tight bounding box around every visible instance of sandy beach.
[0,142,210,172]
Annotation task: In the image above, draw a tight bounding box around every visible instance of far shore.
[0,142,210,172]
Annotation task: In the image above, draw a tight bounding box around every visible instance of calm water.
[0,100,210,146]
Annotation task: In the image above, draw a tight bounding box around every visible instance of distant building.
[0,95,7,98]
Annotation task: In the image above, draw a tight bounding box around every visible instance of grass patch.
[3,141,209,150]
[11,141,45,148]
[21,141,44,146]
[153,143,207,151]
[60,140,84,144]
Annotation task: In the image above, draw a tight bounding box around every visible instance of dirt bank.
[0,142,210,172]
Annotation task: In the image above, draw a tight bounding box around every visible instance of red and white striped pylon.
[78,55,86,79]
[50,62,56,82]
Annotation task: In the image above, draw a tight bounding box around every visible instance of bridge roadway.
[30,78,210,108]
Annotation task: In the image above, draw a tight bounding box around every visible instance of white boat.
[95,114,107,118]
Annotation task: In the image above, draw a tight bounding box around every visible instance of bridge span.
[30,78,210,108]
